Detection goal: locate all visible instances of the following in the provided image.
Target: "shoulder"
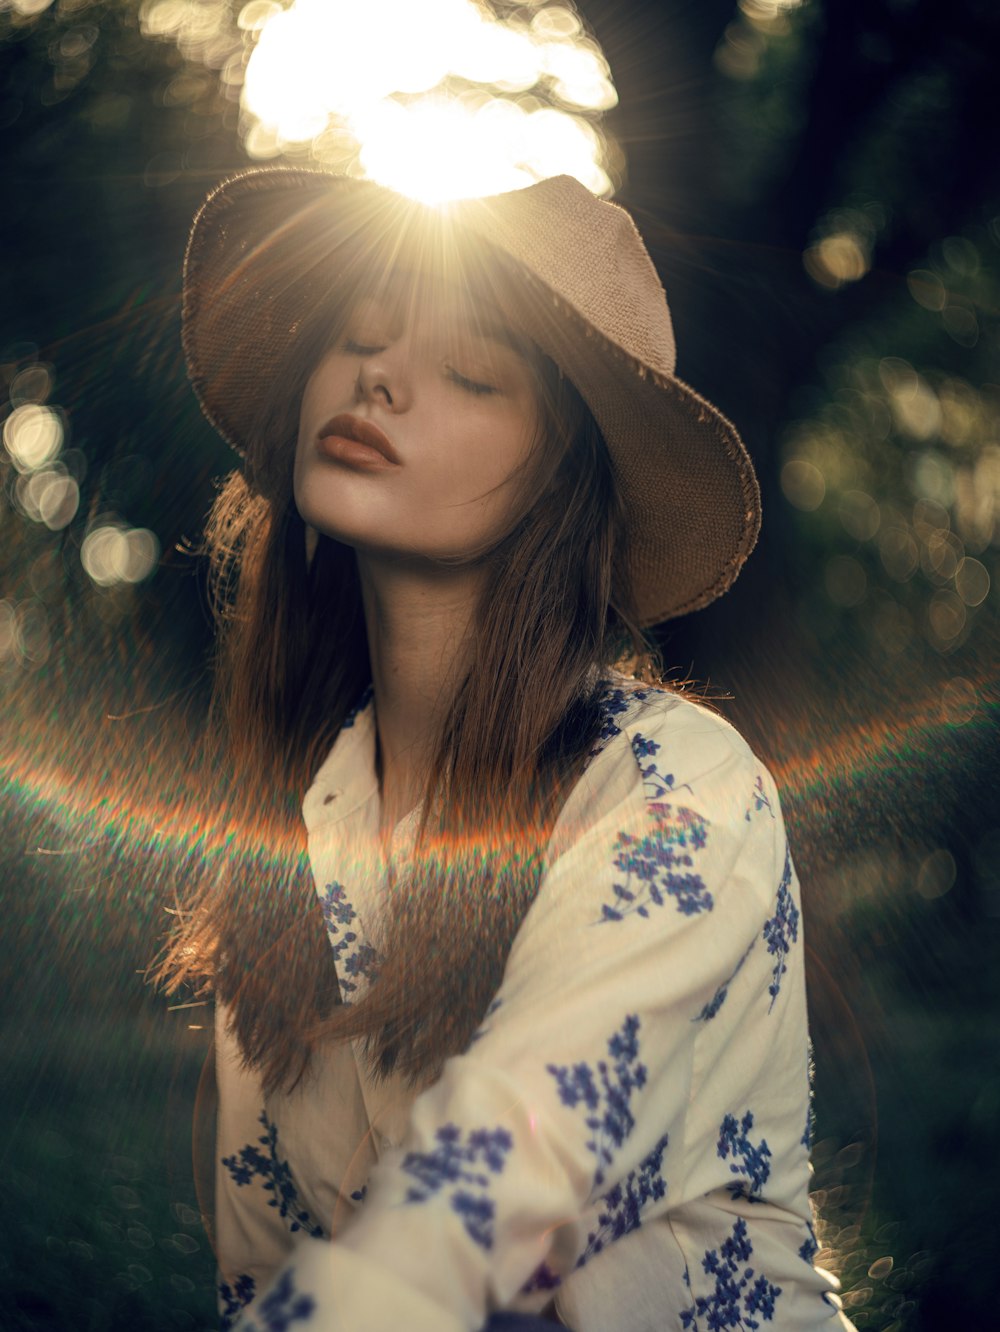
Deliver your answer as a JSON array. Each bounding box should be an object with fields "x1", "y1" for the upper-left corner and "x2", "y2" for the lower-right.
[
  {"x1": 576, "y1": 678, "x2": 768, "y2": 827},
  {"x1": 543, "y1": 678, "x2": 782, "y2": 909},
  {"x1": 608, "y1": 680, "x2": 755, "y2": 763},
  {"x1": 506, "y1": 681, "x2": 789, "y2": 997}
]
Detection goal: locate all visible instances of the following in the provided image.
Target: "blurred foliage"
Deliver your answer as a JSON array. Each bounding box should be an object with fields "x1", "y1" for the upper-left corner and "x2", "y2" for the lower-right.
[{"x1": 1, "y1": 2, "x2": 998, "y2": 1330}]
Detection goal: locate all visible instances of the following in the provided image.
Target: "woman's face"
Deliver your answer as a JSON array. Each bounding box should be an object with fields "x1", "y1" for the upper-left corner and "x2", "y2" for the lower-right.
[{"x1": 294, "y1": 279, "x2": 543, "y2": 564}]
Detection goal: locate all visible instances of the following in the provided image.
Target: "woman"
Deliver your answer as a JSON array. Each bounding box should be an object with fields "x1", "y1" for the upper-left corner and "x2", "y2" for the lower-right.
[{"x1": 163, "y1": 169, "x2": 853, "y2": 1332}]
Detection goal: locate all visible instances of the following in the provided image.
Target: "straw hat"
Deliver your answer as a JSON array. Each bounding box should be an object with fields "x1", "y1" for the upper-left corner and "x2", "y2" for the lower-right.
[{"x1": 182, "y1": 168, "x2": 760, "y2": 625}]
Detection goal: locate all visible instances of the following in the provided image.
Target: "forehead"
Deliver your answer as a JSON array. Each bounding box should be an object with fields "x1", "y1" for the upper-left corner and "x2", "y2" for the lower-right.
[{"x1": 349, "y1": 235, "x2": 528, "y2": 344}]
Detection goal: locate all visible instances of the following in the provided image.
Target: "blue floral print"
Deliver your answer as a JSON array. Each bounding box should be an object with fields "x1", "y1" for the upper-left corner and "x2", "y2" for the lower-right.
[
  {"x1": 342, "y1": 683, "x2": 374, "y2": 728},
  {"x1": 577, "y1": 1131, "x2": 670, "y2": 1267},
  {"x1": 598, "y1": 683, "x2": 650, "y2": 734},
  {"x1": 799, "y1": 1220, "x2": 819, "y2": 1264},
  {"x1": 745, "y1": 773, "x2": 775, "y2": 821},
  {"x1": 546, "y1": 1014, "x2": 647, "y2": 1189},
  {"x1": 221, "y1": 1112, "x2": 325, "y2": 1239},
  {"x1": 680, "y1": 1217, "x2": 783, "y2": 1331},
  {"x1": 401, "y1": 1123, "x2": 513, "y2": 1251},
  {"x1": 251, "y1": 1268, "x2": 315, "y2": 1330},
  {"x1": 694, "y1": 939, "x2": 756, "y2": 1022},
  {"x1": 596, "y1": 736, "x2": 712, "y2": 923},
  {"x1": 520, "y1": 1260, "x2": 563, "y2": 1294},
  {"x1": 520, "y1": 1130, "x2": 670, "y2": 1290},
  {"x1": 588, "y1": 681, "x2": 653, "y2": 756},
  {"x1": 220, "y1": 1273, "x2": 256, "y2": 1331},
  {"x1": 318, "y1": 881, "x2": 380, "y2": 998},
  {"x1": 631, "y1": 733, "x2": 662, "y2": 760},
  {"x1": 319, "y1": 880, "x2": 355, "y2": 935},
  {"x1": 763, "y1": 844, "x2": 799, "y2": 1011},
  {"x1": 717, "y1": 1110, "x2": 772, "y2": 1201}
]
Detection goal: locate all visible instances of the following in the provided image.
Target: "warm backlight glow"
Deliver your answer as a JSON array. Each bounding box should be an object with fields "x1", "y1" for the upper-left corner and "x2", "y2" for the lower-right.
[{"x1": 140, "y1": 0, "x2": 619, "y2": 202}]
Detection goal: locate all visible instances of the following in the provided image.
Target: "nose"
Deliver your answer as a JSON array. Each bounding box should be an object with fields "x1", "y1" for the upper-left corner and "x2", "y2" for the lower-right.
[{"x1": 354, "y1": 341, "x2": 413, "y2": 413}]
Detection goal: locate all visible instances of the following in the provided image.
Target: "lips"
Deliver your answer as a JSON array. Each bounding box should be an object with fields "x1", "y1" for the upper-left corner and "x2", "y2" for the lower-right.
[{"x1": 317, "y1": 414, "x2": 401, "y2": 466}]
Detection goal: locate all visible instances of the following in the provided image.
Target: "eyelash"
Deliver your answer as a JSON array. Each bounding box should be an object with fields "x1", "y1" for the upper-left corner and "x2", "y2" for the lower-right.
[
  {"x1": 341, "y1": 340, "x2": 497, "y2": 397},
  {"x1": 342, "y1": 338, "x2": 381, "y2": 357},
  {"x1": 445, "y1": 366, "x2": 497, "y2": 396}
]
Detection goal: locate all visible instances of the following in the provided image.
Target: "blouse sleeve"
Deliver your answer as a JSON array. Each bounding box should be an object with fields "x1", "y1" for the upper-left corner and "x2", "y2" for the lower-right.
[{"x1": 228, "y1": 700, "x2": 799, "y2": 1332}]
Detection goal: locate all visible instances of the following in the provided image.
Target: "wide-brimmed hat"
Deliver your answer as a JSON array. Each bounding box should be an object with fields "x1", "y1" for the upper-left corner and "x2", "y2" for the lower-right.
[{"x1": 182, "y1": 168, "x2": 760, "y2": 625}]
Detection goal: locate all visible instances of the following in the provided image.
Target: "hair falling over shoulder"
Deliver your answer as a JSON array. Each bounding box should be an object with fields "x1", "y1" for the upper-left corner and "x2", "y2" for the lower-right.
[{"x1": 155, "y1": 335, "x2": 658, "y2": 1095}]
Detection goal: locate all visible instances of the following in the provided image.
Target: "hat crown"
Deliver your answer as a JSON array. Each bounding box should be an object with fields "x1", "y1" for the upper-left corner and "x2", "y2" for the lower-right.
[{"x1": 452, "y1": 176, "x2": 677, "y2": 378}]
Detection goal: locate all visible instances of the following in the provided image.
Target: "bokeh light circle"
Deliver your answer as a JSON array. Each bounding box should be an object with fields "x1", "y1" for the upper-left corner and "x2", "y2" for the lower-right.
[
  {"x1": 3, "y1": 404, "x2": 64, "y2": 474},
  {"x1": 81, "y1": 524, "x2": 160, "y2": 587}
]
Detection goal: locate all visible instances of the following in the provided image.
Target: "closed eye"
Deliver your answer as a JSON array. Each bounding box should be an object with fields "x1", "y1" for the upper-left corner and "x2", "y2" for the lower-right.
[
  {"x1": 341, "y1": 338, "x2": 385, "y2": 356},
  {"x1": 445, "y1": 365, "x2": 498, "y2": 396}
]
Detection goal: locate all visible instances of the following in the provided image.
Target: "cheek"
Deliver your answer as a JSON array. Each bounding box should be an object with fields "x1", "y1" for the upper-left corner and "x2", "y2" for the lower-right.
[
  {"x1": 435, "y1": 407, "x2": 541, "y2": 535},
  {"x1": 428, "y1": 427, "x2": 529, "y2": 513},
  {"x1": 464, "y1": 394, "x2": 539, "y2": 471},
  {"x1": 480, "y1": 405, "x2": 541, "y2": 496},
  {"x1": 295, "y1": 359, "x2": 344, "y2": 475},
  {"x1": 299, "y1": 353, "x2": 354, "y2": 431}
]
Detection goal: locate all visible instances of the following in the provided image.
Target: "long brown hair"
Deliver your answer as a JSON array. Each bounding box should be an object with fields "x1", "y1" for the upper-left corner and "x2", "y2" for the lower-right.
[{"x1": 157, "y1": 256, "x2": 658, "y2": 1091}]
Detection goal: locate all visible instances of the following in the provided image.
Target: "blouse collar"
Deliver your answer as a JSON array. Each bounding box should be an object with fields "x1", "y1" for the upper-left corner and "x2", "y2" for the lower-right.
[{"x1": 301, "y1": 687, "x2": 380, "y2": 835}]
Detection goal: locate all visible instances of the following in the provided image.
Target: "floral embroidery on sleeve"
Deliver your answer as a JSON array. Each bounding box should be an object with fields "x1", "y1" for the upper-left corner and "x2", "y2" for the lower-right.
[
  {"x1": 799, "y1": 1219, "x2": 819, "y2": 1264},
  {"x1": 523, "y1": 1021, "x2": 666, "y2": 1289},
  {"x1": 716, "y1": 1110, "x2": 772, "y2": 1201},
  {"x1": 680, "y1": 1218, "x2": 783, "y2": 1331},
  {"x1": 400, "y1": 1124, "x2": 514, "y2": 1251},
  {"x1": 762, "y1": 844, "x2": 799, "y2": 1011},
  {"x1": 522, "y1": 1130, "x2": 670, "y2": 1293},
  {"x1": 520, "y1": 1260, "x2": 563, "y2": 1294},
  {"x1": 745, "y1": 774, "x2": 775, "y2": 821},
  {"x1": 693, "y1": 938, "x2": 756, "y2": 1022},
  {"x1": 242, "y1": 1268, "x2": 316, "y2": 1331},
  {"x1": 576, "y1": 1130, "x2": 670, "y2": 1268},
  {"x1": 589, "y1": 682, "x2": 652, "y2": 756},
  {"x1": 546, "y1": 1014, "x2": 647, "y2": 1189},
  {"x1": 318, "y1": 882, "x2": 380, "y2": 998},
  {"x1": 221, "y1": 1112, "x2": 325, "y2": 1239},
  {"x1": 596, "y1": 737, "x2": 711, "y2": 923},
  {"x1": 219, "y1": 1273, "x2": 256, "y2": 1331}
]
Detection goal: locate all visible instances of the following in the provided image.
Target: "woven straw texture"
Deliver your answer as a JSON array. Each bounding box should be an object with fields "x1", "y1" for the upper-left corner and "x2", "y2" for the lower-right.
[{"x1": 182, "y1": 168, "x2": 761, "y2": 625}]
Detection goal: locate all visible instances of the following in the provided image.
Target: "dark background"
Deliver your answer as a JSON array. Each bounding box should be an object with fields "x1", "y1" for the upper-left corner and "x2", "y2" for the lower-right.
[{"x1": 1, "y1": 1, "x2": 998, "y2": 1328}]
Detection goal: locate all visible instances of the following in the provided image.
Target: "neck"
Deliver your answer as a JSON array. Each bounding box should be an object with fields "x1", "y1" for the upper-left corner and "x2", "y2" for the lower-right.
[{"x1": 356, "y1": 552, "x2": 486, "y2": 834}]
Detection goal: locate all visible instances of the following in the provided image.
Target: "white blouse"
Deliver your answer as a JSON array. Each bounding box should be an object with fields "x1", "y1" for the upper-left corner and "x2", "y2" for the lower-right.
[{"x1": 213, "y1": 681, "x2": 855, "y2": 1332}]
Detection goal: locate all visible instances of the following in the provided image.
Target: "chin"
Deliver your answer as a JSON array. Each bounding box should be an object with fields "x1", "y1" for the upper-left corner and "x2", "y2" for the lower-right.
[{"x1": 293, "y1": 478, "x2": 374, "y2": 547}]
